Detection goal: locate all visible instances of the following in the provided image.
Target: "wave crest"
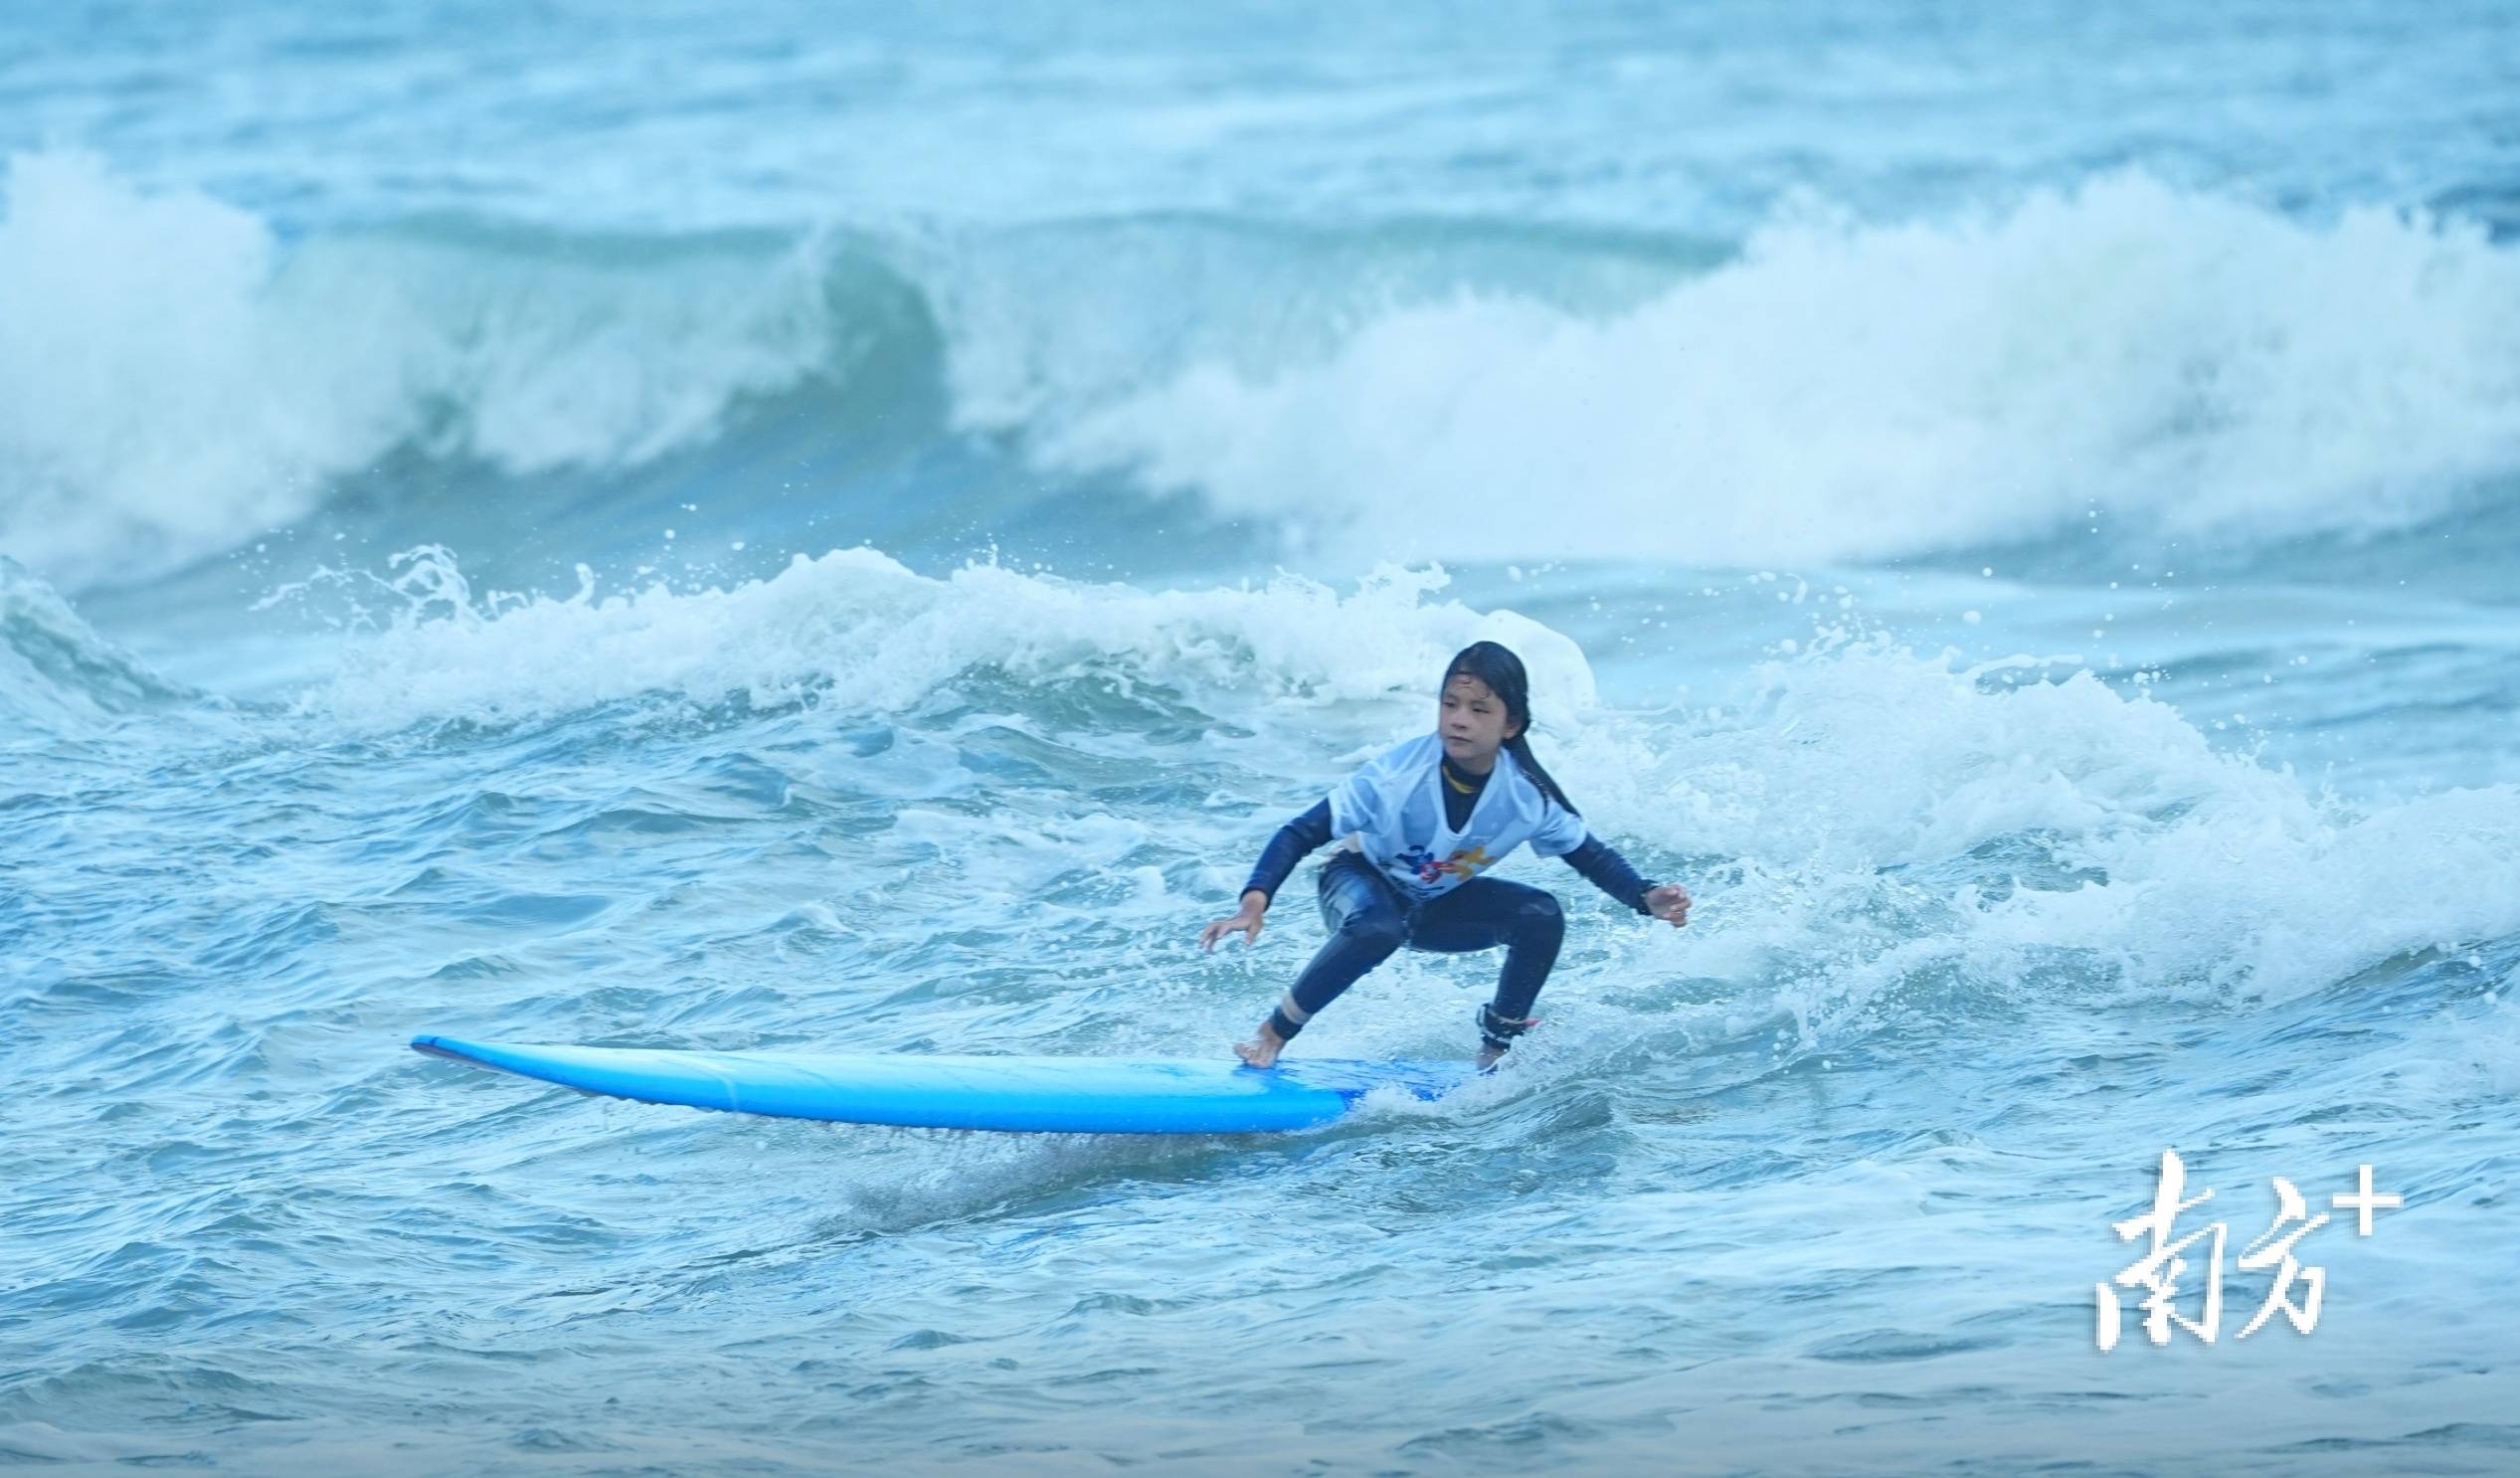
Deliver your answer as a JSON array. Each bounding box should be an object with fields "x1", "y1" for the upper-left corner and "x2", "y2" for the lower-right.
[
  {"x1": 1038, "y1": 173, "x2": 2520, "y2": 566},
  {"x1": 291, "y1": 545, "x2": 1592, "y2": 735},
  {"x1": 0, "y1": 152, "x2": 928, "y2": 592},
  {"x1": 0, "y1": 556, "x2": 190, "y2": 737}
]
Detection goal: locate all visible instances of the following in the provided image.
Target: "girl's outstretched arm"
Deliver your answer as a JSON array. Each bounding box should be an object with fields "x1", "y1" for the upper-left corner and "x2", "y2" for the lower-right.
[
  {"x1": 1239, "y1": 799, "x2": 1333, "y2": 905},
  {"x1": 1557, "y1": 834, "x2": 1692, "y2": 926},
  {"x1": 1198, "y1": 799, "x2": 1335, "y2": 952}
]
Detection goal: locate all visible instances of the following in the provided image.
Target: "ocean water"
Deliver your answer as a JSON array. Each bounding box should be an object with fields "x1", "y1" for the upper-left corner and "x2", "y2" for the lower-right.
[{"x1": 5, "y1": 2, "x2": 2520, "y2": 1473}]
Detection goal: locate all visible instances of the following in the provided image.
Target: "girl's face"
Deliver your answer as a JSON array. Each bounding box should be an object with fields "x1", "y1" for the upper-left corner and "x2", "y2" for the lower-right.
[{"x1": 1439, "y1": 673, "x2": 1521, "y2": 766}]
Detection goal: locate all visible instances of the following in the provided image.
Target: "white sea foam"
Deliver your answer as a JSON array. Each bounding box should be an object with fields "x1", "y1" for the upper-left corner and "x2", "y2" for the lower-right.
[
  {"x1": 12, "y1": 157, "x2": 2515, "y2": 596},
  {"x1": 292, "y1": 544, "x2": 1591, "y2": 735},
  {"x1": 1037, "y1": 173, "x2": 2520, "y2": 566},
  {"x1": 0, "y1": 151, "x2": 838, "y2": 591},
  {"x1": 1533, "y1": 639, "x2": 2520, "y2": 1031}
]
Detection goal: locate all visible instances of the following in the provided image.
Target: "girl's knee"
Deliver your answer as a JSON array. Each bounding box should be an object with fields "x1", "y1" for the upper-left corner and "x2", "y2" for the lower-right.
[{"x1": 1517, "y1": 890, "x2": 1563, "y2": 937}]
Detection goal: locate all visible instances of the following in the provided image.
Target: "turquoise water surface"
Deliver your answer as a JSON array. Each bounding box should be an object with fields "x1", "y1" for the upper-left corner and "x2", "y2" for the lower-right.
[{"x1": 5, "y1": 3, "x2": 2519, "y2": 1473}]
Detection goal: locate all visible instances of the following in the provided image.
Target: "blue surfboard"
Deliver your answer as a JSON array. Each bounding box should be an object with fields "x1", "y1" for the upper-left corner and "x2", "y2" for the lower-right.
[{"x1": 410, "y1": 1035, "x2": 1475, "y2": 1134}]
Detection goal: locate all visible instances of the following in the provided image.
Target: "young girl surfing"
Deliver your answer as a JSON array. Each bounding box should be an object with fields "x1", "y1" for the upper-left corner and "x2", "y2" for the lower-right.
[{"x1": 1199, "y1": 641, "x2": 1692, "y2": 1069}]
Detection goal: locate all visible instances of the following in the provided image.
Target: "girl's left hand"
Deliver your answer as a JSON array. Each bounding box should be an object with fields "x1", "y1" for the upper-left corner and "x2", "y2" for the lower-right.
[{"x1": 1645, "y1": 883, "x2": 1692, "y2": 928}]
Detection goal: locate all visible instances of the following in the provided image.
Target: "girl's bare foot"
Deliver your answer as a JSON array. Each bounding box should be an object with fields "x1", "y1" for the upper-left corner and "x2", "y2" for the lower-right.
[{"x1": 1234, "y1": 1019, "x2": 1287, "y2": 1067}]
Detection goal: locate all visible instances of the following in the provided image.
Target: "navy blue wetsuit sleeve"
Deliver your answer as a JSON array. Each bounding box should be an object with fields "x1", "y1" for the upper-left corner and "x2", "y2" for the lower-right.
[
  {"x1": 1559, "y1": 833, "x2": 1656, "y2": 914},
  {"x1": 1240, "y1": 799, "x2": 1335, "y2": 904}
]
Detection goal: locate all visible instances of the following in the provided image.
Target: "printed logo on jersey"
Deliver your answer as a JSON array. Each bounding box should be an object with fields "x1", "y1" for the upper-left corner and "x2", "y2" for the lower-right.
[{"x1": 1394, "y1": 843, "x2": 1496, "y2": 886}]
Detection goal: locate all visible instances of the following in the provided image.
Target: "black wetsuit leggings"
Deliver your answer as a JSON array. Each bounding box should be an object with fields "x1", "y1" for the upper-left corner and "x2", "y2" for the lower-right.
[{"x1": 1282, "y1": 850, "x2": 1565, "y2": 1027}]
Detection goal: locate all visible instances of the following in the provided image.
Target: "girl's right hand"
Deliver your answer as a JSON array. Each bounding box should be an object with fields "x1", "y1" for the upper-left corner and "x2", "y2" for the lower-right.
[{"x1": 1199, "y1": 892, "x2": 1270, "y2": 952}]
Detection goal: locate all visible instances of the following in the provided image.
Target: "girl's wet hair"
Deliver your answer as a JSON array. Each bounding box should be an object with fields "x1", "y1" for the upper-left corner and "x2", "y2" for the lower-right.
[{"x1": 1441, "y1": 641, "x2": 1580, "y2": 817}]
